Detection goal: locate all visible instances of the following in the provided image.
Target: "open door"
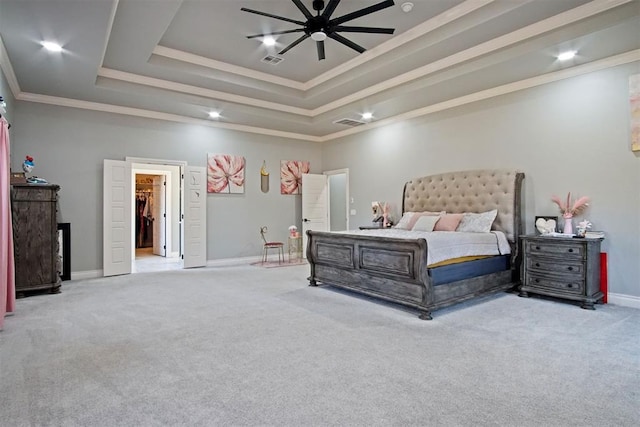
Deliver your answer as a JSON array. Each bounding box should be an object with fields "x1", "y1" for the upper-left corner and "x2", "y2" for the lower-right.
[
  {"x1": 152, "y1": 175, "x2": 166, "y2": 257},
  {"x1": 301, "y1": 173, "x2": 329, "y2": 257},
  {"x1": 103, "y1": 159, "x2": 132, "y2": 276},
  {"x1": 183, "y1": 165, "x2": 207, "y2": 268}
]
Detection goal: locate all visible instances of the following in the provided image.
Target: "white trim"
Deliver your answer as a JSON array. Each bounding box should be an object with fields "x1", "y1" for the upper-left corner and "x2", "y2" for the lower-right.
[
  {"x1": 97, "y1": 68, "x2": 312, "y2": 117},
  {"x1": 318, "y1": 49, "x2": 640, "y2": 141},
  {"x1": 71, "y1": 270, "x2": 103, "y2": 281},
  {"x1": 97, "y1": 0, "x2": 119, "y2": 75},
  {"x1": 169, "y1": 251, "x2": 179, "y2": 258},
  {"x1": 11, "y1": 50, "x2": 639, "y2": 143},
  {"x1": 607, "y1": 293, "x2": 640, "y2": 309},
  {"x1": 206, "y1": 256, "x2": 263, "y2": 267},
  {"x1": 0, "y1": 35, "x2": 22, "y2": 97}
]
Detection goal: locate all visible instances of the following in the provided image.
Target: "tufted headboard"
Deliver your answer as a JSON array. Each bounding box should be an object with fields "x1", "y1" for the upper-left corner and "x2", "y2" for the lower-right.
[{"x1": 402, "y1": 169, "x2": 524, "y2": 242}]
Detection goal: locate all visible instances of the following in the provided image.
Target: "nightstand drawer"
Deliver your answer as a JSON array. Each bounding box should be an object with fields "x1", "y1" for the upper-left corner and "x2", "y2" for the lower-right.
[
  {"x1": 526, "y1": 273, "x2": 584, "y2": 295},
  {"x1": 526, "y1": 258, "x2": 585, "y2": 277},
  {"x1": 524, "y1": 240, "x2": 584, "y2": 258}
]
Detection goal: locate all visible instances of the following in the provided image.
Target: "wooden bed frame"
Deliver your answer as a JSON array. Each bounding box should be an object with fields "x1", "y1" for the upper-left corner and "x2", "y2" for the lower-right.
[{"x1": 306, "y1": 169, "x2": 525, "y2": 320}]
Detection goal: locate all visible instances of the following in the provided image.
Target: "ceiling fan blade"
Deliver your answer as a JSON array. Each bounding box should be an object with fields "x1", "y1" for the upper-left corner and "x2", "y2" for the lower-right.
[
  {"x1": 246, "y1": 29, "x2": 305, "y2": 39},
  {"x1": 332, "y1": 25, "x2": 394, "y2": 34},
  {"x1": 329, "y1": 0, "x2": 395, "y2": 26},
  {"x1": 321, "y1": 0, "x2": 341, "y2": 19},
  {"x1": 291, "y1": 0, "x2": 314, "y2": 20},
  {"x1": 240, "y1": 7, "x2": 305, "y2": 26},
  {"x1": 278, "y1": 34, "x2": 310, "y2": 55},
  {"x1": 316, "y1": 40, "x2": 326, "y2": 60},
  {"x1": 328, "y1": 33, "x2": 365, "y2": 53}
]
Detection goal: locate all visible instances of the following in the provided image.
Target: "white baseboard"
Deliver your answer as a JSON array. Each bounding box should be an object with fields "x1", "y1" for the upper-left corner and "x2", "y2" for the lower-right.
[
  {"x1": 607, "y1": 293, "x2": 640, "y2": 309},
  {"x1": 206, "y1": 256, "x2": 262, "y2": 267},
  {"x1": 70, "y1": 270, "x2": 103, "y2": 281}
]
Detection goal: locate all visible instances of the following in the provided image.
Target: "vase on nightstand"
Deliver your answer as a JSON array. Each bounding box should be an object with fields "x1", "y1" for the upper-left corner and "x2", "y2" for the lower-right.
[{"x1": 563, "y1": 216, "x2": 573, "y2": 235}]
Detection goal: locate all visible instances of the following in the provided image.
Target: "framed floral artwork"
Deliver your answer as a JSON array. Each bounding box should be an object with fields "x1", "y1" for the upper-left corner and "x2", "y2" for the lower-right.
[
  {"x1": 207, "y1": 154, "x2": 246, "y2": 193},
  {"x1": 280, "y1": 160, "x2": 310, "y2": 195}
]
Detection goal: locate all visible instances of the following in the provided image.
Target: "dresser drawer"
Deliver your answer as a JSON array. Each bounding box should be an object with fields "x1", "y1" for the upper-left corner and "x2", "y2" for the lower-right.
[
  {"x1": 526, "y1": 273, "x2": 584, "y2": 295},
  {"x1": 526, "y1": 257, "x2": 585, "y2": 277},
  {"x1": 524, "y1": 240, "x2": 584, "y2": 259}
]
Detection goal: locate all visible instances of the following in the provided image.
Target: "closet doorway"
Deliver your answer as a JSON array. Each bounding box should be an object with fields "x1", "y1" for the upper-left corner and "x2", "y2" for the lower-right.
[{"x1": 132, "y1": 164, "x2": 180, "y2": 273}]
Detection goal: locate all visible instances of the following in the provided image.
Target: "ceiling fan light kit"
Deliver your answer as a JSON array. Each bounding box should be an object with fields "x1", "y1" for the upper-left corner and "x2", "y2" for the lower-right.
[{"x1": 242, "y1": 0, "x2": 396, "y2": 61}]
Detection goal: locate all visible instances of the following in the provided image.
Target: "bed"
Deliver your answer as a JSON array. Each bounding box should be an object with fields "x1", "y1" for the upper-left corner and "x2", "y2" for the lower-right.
[{"x1": 306, "y1": 169, "x2": 525, "y2": 320}]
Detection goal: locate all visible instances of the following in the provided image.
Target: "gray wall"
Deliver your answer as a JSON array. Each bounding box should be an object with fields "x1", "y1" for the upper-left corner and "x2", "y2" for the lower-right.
[
  {"x1": 322, "y1": 63, "x2": 640, "y2": 297},
  {"x1": 10, "y1": 103, "x2": 322, "y2": 272}
]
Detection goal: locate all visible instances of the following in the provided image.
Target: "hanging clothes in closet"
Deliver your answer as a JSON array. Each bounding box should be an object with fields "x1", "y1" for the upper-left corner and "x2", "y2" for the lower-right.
[{"x1": 135, "y1": 191, "x2": 154, "y2": 248}]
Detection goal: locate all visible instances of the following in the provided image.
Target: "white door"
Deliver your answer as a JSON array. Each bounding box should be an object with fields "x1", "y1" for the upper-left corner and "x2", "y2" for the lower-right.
[
  {"x1": 103, "y1": 159, "x2": 132, "y2": 276},
  {"x1": 152, "y1": 175, "x2": 166, "y2": 256},
  {"x1": 183, "y1": 166, "x2": 207, "y2": 268},
  {"x1": 301, "y1": 173, "x2": 329, "y2": 258}
]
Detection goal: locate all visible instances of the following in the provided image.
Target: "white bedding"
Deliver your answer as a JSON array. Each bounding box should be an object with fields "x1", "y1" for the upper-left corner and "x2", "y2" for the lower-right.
[{"x1": 336, "y1": 229, "x2": 511, "y2": 266}]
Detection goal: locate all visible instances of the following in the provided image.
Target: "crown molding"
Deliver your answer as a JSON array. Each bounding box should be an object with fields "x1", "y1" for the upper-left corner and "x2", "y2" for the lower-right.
[
  {"x1": 318, "y1": 49, "x2": 640, "y2": 141},
  {"x1": 97, "y1": 67, "x2": 313, "y2": 116},
  {"x1": 0, "y1": 35, "x2": 22, "y2": 97},
  {"x1": 106, "y1": 0, "x2": 633, "y2": 119},
  {"x1": 16, "y1": 92, "x2": 322, "y2": 142}
]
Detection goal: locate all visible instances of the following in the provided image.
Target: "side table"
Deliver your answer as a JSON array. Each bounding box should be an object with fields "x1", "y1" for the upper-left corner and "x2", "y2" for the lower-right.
[{"x1": 288, "y1": 235, "x2": 302, "y2": 261}]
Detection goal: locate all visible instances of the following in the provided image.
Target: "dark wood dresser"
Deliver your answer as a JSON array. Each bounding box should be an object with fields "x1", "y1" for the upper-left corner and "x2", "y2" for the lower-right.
[
  {"x1": 519, "y1": 235, "x2": 603, "y2": 309},
  {"x1": 11, "y1": 183, "x2": 61, "y2": 296}
]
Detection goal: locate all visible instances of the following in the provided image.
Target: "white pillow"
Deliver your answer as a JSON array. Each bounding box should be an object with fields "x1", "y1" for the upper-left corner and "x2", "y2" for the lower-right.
[
  {"x1": 456, "y1": 209, "x2": 498, "y2": 233},
  {"x1": 411, "y1": 215, "x2": 441, "y2": 232},
  {"x1": 394, "y1": 212, "x2": 417, "y2": 230}
]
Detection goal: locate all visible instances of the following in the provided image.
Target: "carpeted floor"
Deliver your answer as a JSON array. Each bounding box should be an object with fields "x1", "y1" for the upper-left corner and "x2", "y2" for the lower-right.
[{"x1": 1, "y1": 263, "x2": 638, "y2": 426}]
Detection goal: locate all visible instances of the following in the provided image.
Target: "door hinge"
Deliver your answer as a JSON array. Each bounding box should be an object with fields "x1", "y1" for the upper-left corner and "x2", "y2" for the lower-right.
[
  {"x1": 181, "y1": 254, "x2": 184, "y2": 259},
  {"x1": 163, "y1": 245, "x2": 166, "y2": 250},
  {"x1": 163, "y1": 213, "x2": 166, "y2": 218}
]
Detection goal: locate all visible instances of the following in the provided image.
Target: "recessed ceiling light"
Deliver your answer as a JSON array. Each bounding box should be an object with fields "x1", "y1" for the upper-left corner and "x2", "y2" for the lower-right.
[
  {"x1": 208, "y1": 111, "x2": 220, "y2": 119},
  {"x1": 41, "y1": 41, "x2": 62, "y2": 52},
  {"x1": 361, "y1": 112, "x2": 373, "y2": 120},
  {"x1": 262, "y1": 37, "x2": 276, "y2": 47},
  {"x1": 557, "y1": 50, "x2": 577, "y2": 61}
]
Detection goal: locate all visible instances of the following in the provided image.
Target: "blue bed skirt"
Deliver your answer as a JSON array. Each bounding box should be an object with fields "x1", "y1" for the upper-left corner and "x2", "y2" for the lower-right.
[{"x1": 429, "y1": 255, "x2": 510, "y2": 286}]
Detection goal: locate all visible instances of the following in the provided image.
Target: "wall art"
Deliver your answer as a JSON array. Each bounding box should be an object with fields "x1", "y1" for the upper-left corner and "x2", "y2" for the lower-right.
[
  {"x1": 207, "y1": 153, "x2": 245, "y2": 194},
  {"x1": 280, "y1": 160, "x2": 309, "y2": 195}
]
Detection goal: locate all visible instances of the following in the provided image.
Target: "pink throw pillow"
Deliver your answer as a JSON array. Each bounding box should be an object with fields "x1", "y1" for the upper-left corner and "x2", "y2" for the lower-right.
[{"x1": 434, "y1": 213, "x2": 464, "y2": 231}]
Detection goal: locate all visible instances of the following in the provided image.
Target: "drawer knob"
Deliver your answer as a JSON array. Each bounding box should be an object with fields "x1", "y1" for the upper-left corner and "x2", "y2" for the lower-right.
[
  {"x1": 567, "y1": 283, "x2": 573, "y2": 288},
  {"x1": 567, "y1": 266, "x2": 573, "y2": 271},
  {"x1": 568, "y1": 248, "x2": 574, "y2": 253},
  {"x1": 535, "y1": 279, "x2": 540, "y2": 283},
  {"x1": 535, "y1": 246, "x2": 540, "y2": 250},
  {"x1": 535, "y1": 263, "x2": 540, "y2": 267}
]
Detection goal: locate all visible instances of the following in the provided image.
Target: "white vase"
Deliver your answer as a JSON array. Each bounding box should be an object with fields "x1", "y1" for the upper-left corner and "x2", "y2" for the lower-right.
[{"x1": 563, "y1": 217, "x2": 573, "y2": 235}]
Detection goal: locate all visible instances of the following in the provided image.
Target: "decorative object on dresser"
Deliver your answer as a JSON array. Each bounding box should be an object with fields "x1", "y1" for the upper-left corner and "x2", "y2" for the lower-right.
[
  {"x1": 11, "y1": 183, "x2": 62, "y2": 296},
  {"x1": 519, "y1": 235, "x2": 603, "y2": 309},
  {"x1": 535, "y1": 216, "x2": 557, "y2": 235},
  {"x1": 551, "y1": 192, "x2": 589, "y2": 235}
]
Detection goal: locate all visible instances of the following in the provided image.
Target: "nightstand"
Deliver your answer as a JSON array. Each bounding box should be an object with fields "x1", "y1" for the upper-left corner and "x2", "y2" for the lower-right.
[{"x1": 519, "y1": 235, "x2": 604, "y2": 309}]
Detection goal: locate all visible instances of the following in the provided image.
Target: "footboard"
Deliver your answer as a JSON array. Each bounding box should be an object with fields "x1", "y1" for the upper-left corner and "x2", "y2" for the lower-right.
[{"x1": 306, "y1": 230, "x2": 434, "y2": 319}]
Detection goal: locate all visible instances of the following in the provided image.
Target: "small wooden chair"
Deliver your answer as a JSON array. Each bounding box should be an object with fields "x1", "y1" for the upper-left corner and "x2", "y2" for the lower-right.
[{"x1": 260, "y1": 226, "x2": 284, "y2": 263}]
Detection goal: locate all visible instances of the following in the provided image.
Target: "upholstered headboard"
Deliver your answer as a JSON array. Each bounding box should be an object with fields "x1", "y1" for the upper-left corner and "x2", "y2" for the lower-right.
[{"x1": 402, "y1": 169, "x2": 524, "y2": 242}]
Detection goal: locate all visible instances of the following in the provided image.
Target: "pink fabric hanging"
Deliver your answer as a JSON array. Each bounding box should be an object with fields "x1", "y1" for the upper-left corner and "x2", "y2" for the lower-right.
[{"x1": 0, "y1": 117, "x2": 16, "y2": 330}]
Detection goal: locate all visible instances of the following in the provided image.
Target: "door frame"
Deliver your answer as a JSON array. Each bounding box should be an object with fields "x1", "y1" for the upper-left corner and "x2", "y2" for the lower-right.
[
  {"x1": 127, "y1": 157, "x2": 187, "y2": 263},
  {"x1": 323, "y1": 168, "x2": 350, "y2": 231}
]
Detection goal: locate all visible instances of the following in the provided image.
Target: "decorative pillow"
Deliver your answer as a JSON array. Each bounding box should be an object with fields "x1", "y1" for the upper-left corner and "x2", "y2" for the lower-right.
[
  {"x1": 405, "y1": 211, "x2": 445, "y2": 230},
  {"x1": 411, "y1": 215, "x2": 441, "y2": 232},
  {"x1": 456, "y1": 209, "x2": 498, "y2": 233},
  {"x1": 394, "y1": 212, "x2": 417, "y2": 230},
  {"x1": 394, "y1": 211, "x2": 444, "y2": 230},
  {"x1": 433, "y1": 213, "x2": 464, "y2": 231}
]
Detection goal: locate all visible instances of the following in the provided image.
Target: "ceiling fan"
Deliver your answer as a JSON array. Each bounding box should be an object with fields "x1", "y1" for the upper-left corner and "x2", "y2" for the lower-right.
[{"x1": 241, "y1": 0, "x2": 396, "y2": 61}]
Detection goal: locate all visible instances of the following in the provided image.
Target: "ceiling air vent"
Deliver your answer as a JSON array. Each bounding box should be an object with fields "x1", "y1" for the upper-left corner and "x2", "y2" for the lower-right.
[
  {"x1": 333, "y1": 118, "x2": 366, "y2": 127},
  {"x1": 262, "y1": 55, "x2": 284, "y2": 65}
]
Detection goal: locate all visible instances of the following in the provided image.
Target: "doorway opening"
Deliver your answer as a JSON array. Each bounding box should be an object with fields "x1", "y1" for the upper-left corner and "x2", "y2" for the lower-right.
[{"x1": 131, "y1": 162, "x2": 182, "y2": 273}]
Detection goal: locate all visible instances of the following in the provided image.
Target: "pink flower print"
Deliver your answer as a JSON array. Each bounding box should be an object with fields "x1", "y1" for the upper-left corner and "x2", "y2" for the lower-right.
[
  {"x1": 207, "y1": 154, "x2": 245, "y2": 193},
  {"x1": 280, "y1": 160, "x2": 309, "y2": 194}
]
